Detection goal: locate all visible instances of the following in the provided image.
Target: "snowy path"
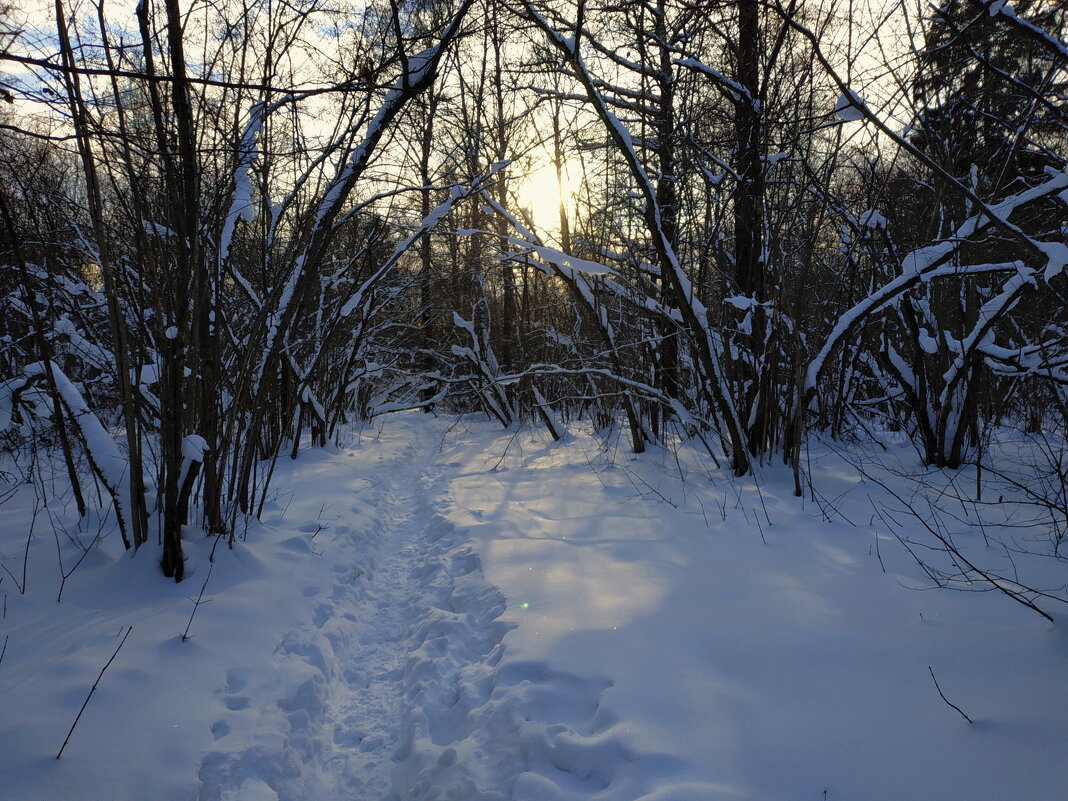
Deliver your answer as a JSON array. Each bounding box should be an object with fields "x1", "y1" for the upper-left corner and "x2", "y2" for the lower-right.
[
  {"x1": 196, "y1": 421, "x2": 517, "y2": 801},
  {"x1": 4, "y1": 414, "x2": 1067, "y2": 801}
]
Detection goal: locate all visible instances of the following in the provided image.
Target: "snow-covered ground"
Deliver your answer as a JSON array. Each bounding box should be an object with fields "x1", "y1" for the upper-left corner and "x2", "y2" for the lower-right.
[{"x1": 1, "y1": 413, "x2": 1066, "y2": 800}]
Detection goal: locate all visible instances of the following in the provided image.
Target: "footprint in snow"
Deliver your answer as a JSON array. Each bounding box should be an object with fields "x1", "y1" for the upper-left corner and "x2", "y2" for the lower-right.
[{"x1": 223, "y1": 695, "x2": 250, "y2": 711}]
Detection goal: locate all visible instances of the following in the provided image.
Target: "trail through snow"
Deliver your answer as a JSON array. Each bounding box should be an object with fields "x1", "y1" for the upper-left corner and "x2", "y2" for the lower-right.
[{"x1": 196, "y1": 419, "x2": 520, "y2": 801}]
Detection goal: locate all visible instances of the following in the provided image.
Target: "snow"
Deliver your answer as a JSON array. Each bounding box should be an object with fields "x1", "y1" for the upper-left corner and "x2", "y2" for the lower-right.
[
  {"x1": 834, "y1": 91, "x2": 867, "y2": 122},
  {"x1": 805, "y1": 169, "x2": 1063, "y2": 394},
  {"x1": 918, "y1": 328, "x2": 939, "y2": 354},
  {"x1": 859, "y1": 208, "x2": 887, "y2": 229},
  {"x1": 401, "y1": 47, "x2": 438, "y2": 87},
  {"x1": 218, "y1": 103, "x2": 264, "y2": 265},
  {"x1": 179, "y1": 435, "x2": 210, "y2": 490},
  {"x1": 143, "y1": 219, "x2": 178, "y2": 239},
  {"x1": 674, "y1": 57, "x2": 751, "y2": 104},
  {"x1": 1037, "y1": 239, "x2": 1068, "y2": 282},
  {"x1": 182, "y1": 434, "x2": 210, "y2": 463},
  {"x1": 723, "y1": 295, "x2": 764, "y2": 311},
  {"x1": 2, "y1": 414, "x2": 1067, "y2": 800},
  {"x1": 0, "y1": 377, "x2": 22, "y2": 430},
  {"x1": 51, "y1": 315, "x2": 114, "y2": 372},
  {"x1": 140, "y1": 362, "x2": 160, "y2": 387},
  {"x1": 23, "y1": 361, "x2": 129, "y2": 494},
  {"x1": 457, "y1": 231, "x2": 617, "y2": 278}
]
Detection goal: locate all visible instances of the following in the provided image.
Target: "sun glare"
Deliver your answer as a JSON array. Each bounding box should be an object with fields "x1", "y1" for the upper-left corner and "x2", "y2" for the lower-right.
[{"x1": 514, "y1": 158, "x2": 577, "y2": 239}]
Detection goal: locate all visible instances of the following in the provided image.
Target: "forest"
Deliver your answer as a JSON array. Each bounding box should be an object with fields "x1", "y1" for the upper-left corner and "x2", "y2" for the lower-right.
[{"x1": 0, "y1": 0, "x2": 1066, "y2": 798}]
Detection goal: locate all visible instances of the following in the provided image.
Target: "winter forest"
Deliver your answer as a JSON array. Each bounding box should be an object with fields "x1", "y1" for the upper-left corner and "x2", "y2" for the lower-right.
[{"x1": 0, "y1": 0, "x2": 1066, "y2": 798}]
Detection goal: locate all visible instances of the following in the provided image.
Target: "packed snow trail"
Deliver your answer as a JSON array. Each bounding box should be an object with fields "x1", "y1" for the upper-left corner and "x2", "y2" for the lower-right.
[
  {"x1": 194, "y1": 416, "x2": 663, "y2": 801},
  {"x1": 196, "y1": 419, "x2": 523, "y2": 800}
]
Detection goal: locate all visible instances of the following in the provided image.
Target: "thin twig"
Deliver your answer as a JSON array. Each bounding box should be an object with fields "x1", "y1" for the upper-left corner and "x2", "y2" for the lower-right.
[
  {"x1": 856, "y1": 463, "x2": 1059, "y2": 623},
  {"x1": 57, "y1": 626, "x2": 133, "y2": 758},
  {"x1": 180, "y1": 564, "x2": 214, "y2": 642},
  {"x1": 928, "y1": 665, "x2": 973, "y2": 724}
]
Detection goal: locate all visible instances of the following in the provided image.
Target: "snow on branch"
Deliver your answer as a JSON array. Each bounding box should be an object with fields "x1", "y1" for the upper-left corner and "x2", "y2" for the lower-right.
[
  {"x1": 335, "y1": 164, "x2": 507, "y2": 326},
  {"x1": 218, "y1": 102, "x2": 263, "y2": 267},
  {"x1": 247, "y1": 0, "x2": 476, "y2": 396},
  {"x1": 806, "y1": 169, "x2": 1068, "y2": 397},
  {"x1": 455, "y1": 230, "x2": 616, "y2": 278},
  {"x1": 936, "y1": 267, "x2": 1038, "y2": 415},
  {"x1": 975, "y1": 0, "x2": 1068, "y2": 61},
  {"x1": 767, "y1": 0, "x2": 1064, "y2": 266},
  {"x1": 833, "y1": 90, "x2": 868, "y2": 122},
  {"x1": 24, "y1": 361, "x2": 133, "y2": 538},
  {"x1": 674, "y1": 57, "x2": 753, "y2": 105},
  {"x1": 310, "y1": 0, "x2": 476, "y2": 234}
]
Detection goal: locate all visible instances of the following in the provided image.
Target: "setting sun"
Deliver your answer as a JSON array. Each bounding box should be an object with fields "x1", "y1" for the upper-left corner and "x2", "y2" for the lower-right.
[{"x1": 513, "y1": 156, "x2": 577, "y2": 237}]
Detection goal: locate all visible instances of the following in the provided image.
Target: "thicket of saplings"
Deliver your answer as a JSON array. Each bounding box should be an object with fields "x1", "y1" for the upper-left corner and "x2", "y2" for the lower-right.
[{"x1": 0, "y1": 0, "x2": 1063, "y2": 624}]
